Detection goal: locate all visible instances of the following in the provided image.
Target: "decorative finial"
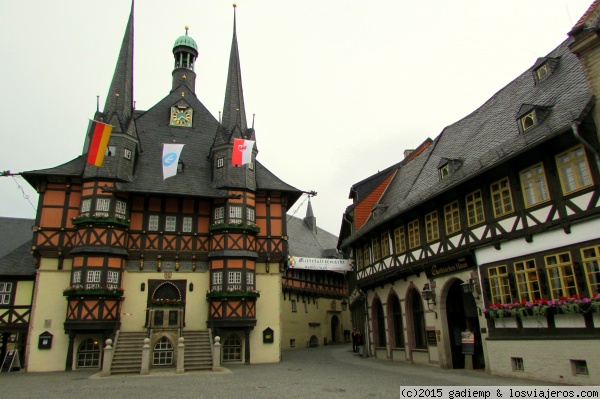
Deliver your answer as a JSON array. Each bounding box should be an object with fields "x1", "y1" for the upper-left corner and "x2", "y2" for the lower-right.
[
  {"x1": 233, "y1": 3, "x2": 237, "y2": 8},
  {"x1": 185, "y1": 26, "x2": 189, "y2": 35}
]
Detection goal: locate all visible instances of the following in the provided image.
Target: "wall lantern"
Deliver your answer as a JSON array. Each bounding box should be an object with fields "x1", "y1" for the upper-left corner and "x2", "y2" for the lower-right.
[
  {"x1": 189, "y1": 282, "x2": 194, "y2": 292},
  {"x1": 421, "y1": 283, "x2": 438, "y2": 319},
  {"x1": 341, "y1": 298, "x2": 348, "y2": 311},
  {"x1": 140, "y1": 282, "x2": 146, "y2": 292},
  {"x1": 461, "y1": 276, "x2": 481, "y2": 299}
]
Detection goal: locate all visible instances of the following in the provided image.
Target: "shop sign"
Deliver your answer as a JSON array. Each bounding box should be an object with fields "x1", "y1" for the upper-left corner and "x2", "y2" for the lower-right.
[{"x1": 425, "y1": 255, "x2": 476, "y2": 279}]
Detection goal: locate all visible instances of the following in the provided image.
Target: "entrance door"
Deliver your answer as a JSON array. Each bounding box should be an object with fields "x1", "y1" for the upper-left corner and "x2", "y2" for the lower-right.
[
  {"x1": 446, "y1": 280, "x2": 484, "y2": 369},
  {"x1": 330, "y1": 315, "x2": 339, "y2": 343}
]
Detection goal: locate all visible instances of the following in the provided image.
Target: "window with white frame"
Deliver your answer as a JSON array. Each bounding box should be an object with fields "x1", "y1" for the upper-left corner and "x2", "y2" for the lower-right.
[
  {"x1": 425, "y1": 211, "x2": 439, "y2": 242},
  {"x1": 72, "y1": 271, "x2": 82, "y2": 285},
  {"x1": 96, "y1": 198, "x2": 110, "y2": 212},
  {"x1": 228, "y1": 271, "x2": 242, "y2": 290},
  {"x1": 107, "y1": 271, "x2": 119, "y2": 290},
  {"x1": 520, "y1": 163, "x2": 550, "y2": 208},
  {"x1": 86, "y1": 270, "x2": 101, "y2": 289},
  {"x1": 229, "y1": 206, "x2": 242, "y2": 224},
  {"x1": 246, "y1": 208, "x2": 255, "y2": 225},
  {"x1": 115, "y1": 200, "x2": 127, "y2": 218},
  {"x1": 246, "y1": 272, "x2": 254, "y2": 288},
  {"x1": 556, "y1": 145, "x2": 593, "y2": 195},
  {"x1": 214, "y1": 207, "x2": 224, "y2": 224},
  {"x1": 0, "y1": 282, "x2": 13, "y2": 305},
  {"x1": 106, "y1": 145, "x2": 116, "y2": 157},
  {"x1": 149, "y1": 215, "x2": 159, "y2": 231},
  {"x1": 81, "y1": 199, "x2": 92, "y2": 213},
  {"x1": 124, "y1": 148, "x2": 132, "y2": 160},
  {"x1": 182, "y1": 216, "x2": 193, "y2": 233},
  {"x1": 217, "y1": 158, "x2": 224, "y2": 168},
  {"x1": 212, "y1": 271, "x2": 222, "y2": 291},
  {"x1": 165, "y1": 216, "x2": 177, "y2": 232}
]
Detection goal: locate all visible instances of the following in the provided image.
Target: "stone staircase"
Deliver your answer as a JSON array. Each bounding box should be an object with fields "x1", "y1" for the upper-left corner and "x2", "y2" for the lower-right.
[
  {"x1": 183, "y1": 330, "x2": 213, "y2": 371},
  {"x1": 110, "y1": 331, "x2": 146, "y2": 374}
]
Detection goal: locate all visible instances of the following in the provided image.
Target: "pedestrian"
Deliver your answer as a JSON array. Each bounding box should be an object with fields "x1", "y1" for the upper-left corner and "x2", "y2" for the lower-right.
[
  {"x1": 356, "y1": 330, "x2": 363, "y2": 356},
  {"x1": 352, "y1": 328, "x2": 358, "y2": 352}
]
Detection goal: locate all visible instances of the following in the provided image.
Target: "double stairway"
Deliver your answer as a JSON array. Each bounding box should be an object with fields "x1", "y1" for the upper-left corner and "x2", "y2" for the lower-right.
[{"x1": 108, "y1": 330, "x2": 213, "y2": 375}]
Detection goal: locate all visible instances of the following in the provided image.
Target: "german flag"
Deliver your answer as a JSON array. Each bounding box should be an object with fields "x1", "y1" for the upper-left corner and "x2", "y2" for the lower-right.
[{"x1": 86, "y1": 121, "x2": 113, "y2": 167}]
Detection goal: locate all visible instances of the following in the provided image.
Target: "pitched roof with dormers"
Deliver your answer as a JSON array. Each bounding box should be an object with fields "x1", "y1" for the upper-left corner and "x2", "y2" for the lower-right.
[{"x1": 342, "y1": 37, "x2": 592, "y2": 247}]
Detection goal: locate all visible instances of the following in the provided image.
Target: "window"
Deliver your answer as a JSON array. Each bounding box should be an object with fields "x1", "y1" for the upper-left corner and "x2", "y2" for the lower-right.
[
  {"x1": 246, "y1": 272, "x2": 254, "y2": 288},
  {"x1": 425, "y1": 211, "x2": 439, "y2": 242},
  {"x1": 228, "y1": 271, "x2": 242, "y2": 290},
  {"x1": 246, "y1": 208, "x2": 255, "y2": 225},
  {"x1": 217, "y1": 158, "x2": 224, "y2": 168},
  {"x1": 362, "y1": 244, "x2": 370, "y2": 266},
  {"x1": 487, "y1": 265, "x2": 512, "y2": 304},
  {"x1": 212, "y1": 272, "x2": 222, "y2": 291},
  {"x1": 520, "y1": 163, "x2": 550, "y2": 207},
  {"x1": 290, "y1": 339, "x2": 296, "y2": 348},
  {"x1": 390, "y1": 296, "x2": 404, "y2": 348},
  {"x1": 229, "y1": 206, "x2": 242, "y2": 224},
  {"x1": 521, "y1": 112, "x2": 537, "y2": 131},
  {"x1": 490, "y1": 177, "x2": 514, "y2": 218},
  {"x1": 214, "y1": 207, "x2": 224, "y2": 224},
  {"x1": 536, "y1": 64, "x2": 548, "y2": 81},
  {"x1": 107, "y1": 271, "x2": 119, "y2": 290},
  {"x1": 153, "y1": 337, "x2": 174, "y2": 366},
  {"x1": 373, "y1": 299, "x2": 386, "y2": 347},
  {"x1": 77, "y1": 338, "x2": 100, "y2": 368},
  {"x1": 444, "y1": 201, "x2": 461, "y2": 235},
  {"x1": 545, "y1": 252, "x2": 578, "y2": 299},
  {"x1": 514, "y1": 259, "x2": 542, "y2": 302},
  {"x1": 439, "y1": 164, "x2": 450, "y2": 180},
  {"x1": 408, "y1": 219, "x2": 420, "y2": 249},
  {"x1": 165, "y1": 216, "x2": 176, "y2": 232},
  {"x1": 81, "y1": 199, "x2": 92, "y2": 213},
  {"x1": 372, "y1": 237, "x2": 381, "y2": 261},
  {"x1": 571, "y1": 360, "x2": 589, "y2": 376},
  {"x1": 72, "y1": 271, "x2": 82, "y2": 284},
  {"x1": 356, "y1": 248, "x2": 363, "y2": 270},
  {"x1": 394, "y1": 227, "x2": 406, "y2": 254},
  {"x1": 96, "y1": 198, "x2": 110, "y2": 212},
  {"x1": 556, "y1": 145, "x2": 593, "y2": 195},
  {"x1": 182, "y1": 216, "x2": 192, "y2": 233},
  {"x1": 465, "y1": 190, "x2": 485, "y2": 226},
  {"x1": 105, "y1": 145, "x2": 116, "y2": 157},
  {"x1": 148, "y1": 215, "x2": 159, "y2": 231},
  {"x1": 581, "y1": 245, "x2": 600, "y2": 296},
  {"x1": 86, "y1": 270, "x2": 101, "y2": 289},
  {"x1": 115, "y1": 200, "x2": 127, "y2": 218},
  {"x1": 124, "y1": 148, "x2": 132, "y2": 160},
  {"x1": 291, "y1": 300, "x2": 297, "y2": 312},
  {"x1": 223, "y1": 334, "x2": 242, "y2": 362},
  {"x1": 177, "y1": 161, "x2": 184, "y2": 173},
  {"x1": 0, "y1": 282, "x2": 13, "y2": 305},
  {"x1": 380, "y1": 231, "x2": 390, "y2": 258},
  {"x1": 512, "y1": 357, "x2": 524, "y2": 372},
  {"x1": 411, "y1": 292, "x2": 427, "y2": 349}
]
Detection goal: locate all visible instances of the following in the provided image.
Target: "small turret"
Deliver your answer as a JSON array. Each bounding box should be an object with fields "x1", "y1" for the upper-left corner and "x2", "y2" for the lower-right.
[{"x1": 172, "y1": 26, "x2": 198, "y2": 93}]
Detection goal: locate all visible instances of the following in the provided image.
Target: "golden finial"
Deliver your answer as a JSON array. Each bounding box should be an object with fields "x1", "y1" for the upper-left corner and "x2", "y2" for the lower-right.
[
  {"x1": 233, "y1": 3, "x2": 237, "y2": 8},
  {"x1": 185, "y1": 25, "x2": 189, "y2": 35}
]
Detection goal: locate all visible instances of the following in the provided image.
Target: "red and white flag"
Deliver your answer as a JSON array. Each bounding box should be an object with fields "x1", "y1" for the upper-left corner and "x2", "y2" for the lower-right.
[{"x1": 232, "y1": 139, "x2": 255, "y2": 166}]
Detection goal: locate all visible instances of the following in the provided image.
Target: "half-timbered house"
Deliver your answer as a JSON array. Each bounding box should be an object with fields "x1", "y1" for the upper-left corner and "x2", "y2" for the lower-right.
[
  {"x1": 339, "y1": 3, "x2": 600, "y2": 385},
  {"x1": 18, "y1": 4, "x2": 311, "y2": 372}
]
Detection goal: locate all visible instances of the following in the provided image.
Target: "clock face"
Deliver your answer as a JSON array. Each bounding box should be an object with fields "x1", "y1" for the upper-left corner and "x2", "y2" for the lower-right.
[{"x1": 170, "y1": 107, "x2": 193, "y2": 127}]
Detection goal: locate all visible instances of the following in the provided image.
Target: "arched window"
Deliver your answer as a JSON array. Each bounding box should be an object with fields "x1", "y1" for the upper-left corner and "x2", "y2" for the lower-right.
[
  {"x1": 390, "y1": 295, "x2": 404, "y2": 348},
  {"x1": 373, "y1": 298, "x2": 386, "y2": 347},
  {"x1": 77, "y1": 338, "x2": 100, "y2": 368},
  {"x1": 152, "y1": 283, "x2": 181, "y2": 301},
  {"x1": 223, "y1": 334, "x2": 242, "y2": 362},
  {"x1": 153, "y1": 337, "x2": 174, "y2": 366},
  {"x1": 411, "y1": 293, "x2": 427, "y2": 349}
]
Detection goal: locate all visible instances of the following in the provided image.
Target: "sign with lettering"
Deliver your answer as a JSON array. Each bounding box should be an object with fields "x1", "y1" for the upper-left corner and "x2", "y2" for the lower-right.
[
  {"x1": 287, "y1": 256, "x2": 354, "y2": 272},
  {"x1": 461, "y1": 331, "x2": 475, "y2": 354},
  {"x1": 424, "y1": 255, "x2": 476, "y2": 279}
]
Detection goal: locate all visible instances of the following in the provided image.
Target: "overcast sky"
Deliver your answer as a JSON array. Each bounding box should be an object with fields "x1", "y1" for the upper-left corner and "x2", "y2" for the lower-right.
[{"x1": 0, "y1": 1, "x2": 592, "y2": 237}]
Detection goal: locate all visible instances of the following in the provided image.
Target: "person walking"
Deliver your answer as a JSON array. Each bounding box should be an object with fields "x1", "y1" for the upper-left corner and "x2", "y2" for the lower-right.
[{"x1": 352, "y1": 328, "x2": 358, "y2": 352}]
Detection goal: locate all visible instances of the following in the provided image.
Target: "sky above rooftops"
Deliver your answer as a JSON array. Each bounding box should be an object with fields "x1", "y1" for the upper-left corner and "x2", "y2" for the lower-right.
[{"x1": 0, "y1": 0, "x2": 591, "y2": 237}]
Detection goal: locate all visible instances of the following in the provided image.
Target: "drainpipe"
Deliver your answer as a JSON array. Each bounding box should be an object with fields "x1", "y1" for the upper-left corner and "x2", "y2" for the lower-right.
[{"x1": 572, "y1": 121, "x2": 600, "y2": 172}]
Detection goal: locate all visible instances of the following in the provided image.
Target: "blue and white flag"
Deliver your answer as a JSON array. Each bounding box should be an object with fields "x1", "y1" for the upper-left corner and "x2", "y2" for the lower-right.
[{"x1": 162, "y1": 143, "x2": 185, "y2": 180}]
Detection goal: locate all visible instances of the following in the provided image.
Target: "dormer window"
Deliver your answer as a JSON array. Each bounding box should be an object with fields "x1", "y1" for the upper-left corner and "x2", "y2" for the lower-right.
[
  {"x1": 438, "y1": 158, "x2": 463, "y2": 181},
  {"x1": 535, "y1": 64, "x2": 548, "y2": 81},
  {"x1": 521, "y1": 112, "x2": 537, "y2": 131},
  {"x1": 439, "y1": 164, "x2": 450, "y2": 180},
  {"x1": 531, "y1": 57, "x2": 560, "y2": 84}
]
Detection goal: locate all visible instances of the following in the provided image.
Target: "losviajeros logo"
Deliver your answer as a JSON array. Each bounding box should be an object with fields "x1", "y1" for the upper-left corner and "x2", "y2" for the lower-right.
[{"x1": 163, "y1": 152, "x2": 177, "y2": 166}]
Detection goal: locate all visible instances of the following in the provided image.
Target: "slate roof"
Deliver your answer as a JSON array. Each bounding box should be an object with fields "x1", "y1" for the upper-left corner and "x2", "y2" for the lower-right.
[
  {"x1": 0, "y1": 217, "x2": 35, "y2": 277},
  {"x1": 342, "y1": 37, "x2": 592, "y2": 247},
  {"x1": 287, "y1": 214, "x2": 340, "y2": 259}
]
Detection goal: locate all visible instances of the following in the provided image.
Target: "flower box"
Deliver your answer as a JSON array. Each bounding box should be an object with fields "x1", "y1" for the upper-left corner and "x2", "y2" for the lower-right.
[
  {"x1": 493, "y1": 317, "x2": 518, "y2": 328},
  {"x1": 72, "y1": 216, "x2": 130, "y2": 227},
  {"x1": 521, "y1": 316, "x2": 548, "y2": 328},
  {"x1": 593, "y1": 313, "x2": 600, "y2": 328},
  {"x1": 208, "y1": 223, "x2": 260, "y2": 233},
  {"x1": 553, "y1": 314, "x2": 585, "y2": 328},
  {"x1": 206, "y1": 290, "x2": 260, "y2": 301},
  {"x1": 63, "y1": 288, "x2": 124, "y2": 297}
]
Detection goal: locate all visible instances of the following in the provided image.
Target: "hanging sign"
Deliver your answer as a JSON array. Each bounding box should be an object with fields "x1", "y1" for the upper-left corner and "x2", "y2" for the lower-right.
[
  {"x1": 287, "y1": 256, "x2": 354, "y2": 272},
  {"x1": 461, "y1": 330, "x2": 475, "y2": 354}
]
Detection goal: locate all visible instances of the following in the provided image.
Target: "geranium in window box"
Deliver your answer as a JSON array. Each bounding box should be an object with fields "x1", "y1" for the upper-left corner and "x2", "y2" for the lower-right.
[
  {"x1": 63, "y1": 285, "x2": 124, "y2": 297},
  {"x1": 208, "y1": 223, "x2": 260, "y2": 233},
  {"x1": 149, "y1": 298, "x2": 185, "y2": 307}
]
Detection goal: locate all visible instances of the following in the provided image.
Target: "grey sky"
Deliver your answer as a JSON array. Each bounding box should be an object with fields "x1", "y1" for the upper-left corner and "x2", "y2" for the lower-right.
[{"x1": 0, "y1": 1, "x2": 591, "y2": 237}]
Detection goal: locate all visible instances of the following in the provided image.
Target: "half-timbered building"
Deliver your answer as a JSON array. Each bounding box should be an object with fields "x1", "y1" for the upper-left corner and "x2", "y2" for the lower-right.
[
  {"x1": 18, "y1": 4, "x2": 312, "y2": 372},
  {"x1": 0, "y1": 217, "x2": 35, "y2": 371},
  {"x1": 339, "y1": 3, "x2": 600, "y2": 385}
]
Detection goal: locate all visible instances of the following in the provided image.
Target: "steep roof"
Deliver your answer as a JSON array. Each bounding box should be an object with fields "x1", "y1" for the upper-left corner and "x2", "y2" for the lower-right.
[
  {"x1": 343, "y1": 38, "x2": 592, "y2": 247},
  {"x1": 0, "y1": 217, "x2": 35, "y2": 277},
  {"x1": 287, "y1": 213, "x2": 340, "y2": 258}
]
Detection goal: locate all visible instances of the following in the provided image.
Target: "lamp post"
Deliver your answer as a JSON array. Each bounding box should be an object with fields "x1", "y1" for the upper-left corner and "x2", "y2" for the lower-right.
[{"x1": 341, "y1": 298, "x2": 348, "y2": 311}]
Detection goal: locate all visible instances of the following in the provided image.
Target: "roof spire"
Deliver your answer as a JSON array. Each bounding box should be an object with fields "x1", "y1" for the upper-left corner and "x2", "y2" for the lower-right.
[{"x1": 221, "y1": 3, "x2": 248, "y2": 134}]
